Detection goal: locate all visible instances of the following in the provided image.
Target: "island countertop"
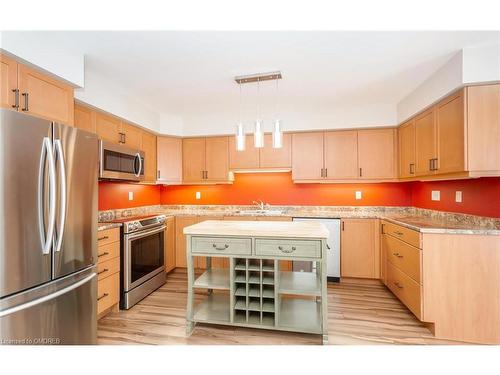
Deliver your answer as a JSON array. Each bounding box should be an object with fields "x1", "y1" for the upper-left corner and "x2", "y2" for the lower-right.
[{"x1": 183, "y1": 220, "x2": 329, "y2": 238}]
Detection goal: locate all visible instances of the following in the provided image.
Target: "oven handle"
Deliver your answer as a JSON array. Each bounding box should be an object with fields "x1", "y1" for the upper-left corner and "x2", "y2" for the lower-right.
[{"x1": 125, "y1": 225, "x2": 166, "y2": 240}]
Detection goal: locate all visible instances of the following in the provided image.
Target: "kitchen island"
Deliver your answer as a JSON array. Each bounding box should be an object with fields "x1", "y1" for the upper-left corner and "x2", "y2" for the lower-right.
[{"x1": 184, "y1": 220, "x2": 330, "y2": 344}]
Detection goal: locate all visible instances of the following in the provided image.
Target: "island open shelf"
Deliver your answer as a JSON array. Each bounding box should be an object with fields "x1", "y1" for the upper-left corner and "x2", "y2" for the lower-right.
[{"x1": 184, "y1": 220, "x2": 329, "y2": 344}]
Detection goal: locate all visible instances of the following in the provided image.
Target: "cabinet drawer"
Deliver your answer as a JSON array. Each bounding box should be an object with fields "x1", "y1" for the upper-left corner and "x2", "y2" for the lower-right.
[
  {"x1": 97, "y1": 241, "x2": 120, "y2": 264},
  {"x1": 383, "y1": 234, "x2": 421, "y2": 284},
  {"x1": 97, "y1": 227, "x2": 120, "y2": 246},
  {"x1": 97, "y1": 257, "x2": 120, "y2": 281},
  {"x1": 382, "y1": 221, "x2": 421, "y2": 248},
  {"x1": 255, "y1": 239, "x2": 321, "y2": 259},
  {"x1": 191, "y1": 236, "x2": 252, "y2": 255},
  {"x1": 386, "y1": 261, "x2": 422, "y2": 320},
  {"x1": 97, "y1": 272, "x2": 120, "y2": 315}
]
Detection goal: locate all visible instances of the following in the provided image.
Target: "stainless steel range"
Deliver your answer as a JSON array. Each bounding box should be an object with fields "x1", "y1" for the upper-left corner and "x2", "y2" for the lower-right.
[{"x1": 118, "y1": 215, "x2": 167, "y2": 309}]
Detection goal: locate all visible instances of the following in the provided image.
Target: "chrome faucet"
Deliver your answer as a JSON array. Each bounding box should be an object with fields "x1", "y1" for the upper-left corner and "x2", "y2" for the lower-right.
[{"x1": 252, "y1": 200, "x2": 269, "y2": 210}]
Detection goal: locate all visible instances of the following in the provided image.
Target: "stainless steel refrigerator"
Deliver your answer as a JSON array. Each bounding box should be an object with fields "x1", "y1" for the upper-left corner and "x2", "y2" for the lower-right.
[{"x1": 0, "y1": 109, "x2": 98, "y2": 344}]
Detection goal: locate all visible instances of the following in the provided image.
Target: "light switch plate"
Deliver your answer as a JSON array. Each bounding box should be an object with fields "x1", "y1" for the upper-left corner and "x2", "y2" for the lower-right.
[
  {"x1": 355, "y1": 191, "x2": 362, "y2": 200},
  {"x1": 431, "y1": 190, "x2": 440, "y2": 201},
  {"x1": 128, "y1": 191, "x2": 134, "y2": 201},
  {"x1": 455, "y1": 191, "x2": 463, "y2": 203},
  {"x1": 196, "y1": 191, "x2": 201, "y2": 200}
]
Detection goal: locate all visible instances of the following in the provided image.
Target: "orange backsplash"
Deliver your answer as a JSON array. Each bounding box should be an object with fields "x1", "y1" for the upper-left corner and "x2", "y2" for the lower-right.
[{"x1": 99, "y1": 181, "x2": 161, "y2": 210}]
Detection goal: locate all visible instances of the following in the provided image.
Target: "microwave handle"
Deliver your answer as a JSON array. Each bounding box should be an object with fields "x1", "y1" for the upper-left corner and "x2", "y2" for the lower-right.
[{"x1": 134, "y1": 153, "x2": 142, "y2": 177}]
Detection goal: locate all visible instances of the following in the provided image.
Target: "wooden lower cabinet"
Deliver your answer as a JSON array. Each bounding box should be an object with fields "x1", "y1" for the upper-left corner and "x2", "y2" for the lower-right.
[
  {"x1": 340, "y1": 219, "x2": 380, "y2": 278},
  {"x1": 164, "y1": 217, "x2": 176, "y2": 273},
  {"x1": 386, "y1": 261, "x2": 422, "y2": 319},
  {"x1": 97, "y1": 227, "x2": 120, "y2": 319}
]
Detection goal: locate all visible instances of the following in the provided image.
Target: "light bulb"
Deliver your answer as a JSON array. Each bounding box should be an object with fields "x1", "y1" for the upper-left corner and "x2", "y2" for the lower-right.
[
  {"x1": 235, "y1": 123, "x2": 245, "y2": 151},
  {"x1": 254, "y1": 119, "x2": 264, "y2": 148},
  {"x1": 272, "y1": 120, "x2": 283, "y2": 148}
]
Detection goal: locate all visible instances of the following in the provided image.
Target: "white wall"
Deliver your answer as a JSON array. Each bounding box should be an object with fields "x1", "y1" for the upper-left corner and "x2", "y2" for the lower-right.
[{"x1": 462, "y1": 43, "x2": 500, "y2": 84}]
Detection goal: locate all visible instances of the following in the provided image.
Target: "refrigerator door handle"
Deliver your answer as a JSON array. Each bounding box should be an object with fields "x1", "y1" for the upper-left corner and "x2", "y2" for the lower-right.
[
  {"x1": 38, "y1": 137, "x2": 57, "y2": 255},
  {"x1": 0, "y1": 273, "x2": 96, "y2": 318},
  {"x1": 54, "y1": 139, "x2": 67, "y2": 253}
]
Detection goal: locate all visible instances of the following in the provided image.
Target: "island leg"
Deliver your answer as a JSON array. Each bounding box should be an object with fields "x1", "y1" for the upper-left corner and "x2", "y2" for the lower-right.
[
  {"x1": 321, "y1": 239, "x2": 329, "y2": 345},
  {"x1": 186, "y1": 236, "x2": 195, "y2": 336}
]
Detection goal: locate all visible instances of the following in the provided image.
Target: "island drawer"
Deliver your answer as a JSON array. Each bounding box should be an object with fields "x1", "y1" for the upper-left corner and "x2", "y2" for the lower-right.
[
  {"x1": 386, "y1": 261, "x2": 422, "y2": 320},
  {"x1": 254, "y1": 239, "x2": 321, "y2": 258},
  {"x1": 382, "y1": 221, "x2": 421, "y2": 249},
  {"x1": 191, "y1": 236, "x2": 252, "y2": 255},
  {"x1": 383, "y1": 234, "x2": 421, "y2": 284}
]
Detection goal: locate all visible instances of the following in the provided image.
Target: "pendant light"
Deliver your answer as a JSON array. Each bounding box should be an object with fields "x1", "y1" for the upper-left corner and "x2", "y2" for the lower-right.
[
  {"x1": 272, "y1": 78, "x2": 283, "y2": 148},
  {"x1": 254, "y1": 78, "x2": 264, "y2": 148},
  {"x1": 235, "y1": 83, "x2": 245, "y2": 151}
]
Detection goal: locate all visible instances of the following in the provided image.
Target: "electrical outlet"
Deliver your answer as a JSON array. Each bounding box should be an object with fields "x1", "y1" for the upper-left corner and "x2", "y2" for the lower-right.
[
  {"x1": 128, "y1": 191, "x2": 134, "y2": 201},
  {"x1": 455, "y1": 191, "x2": 463, "y2": 203},
  {"x1": 355, "y1": 191, "x2": 362, "y2": 200},
  {"x1": 431, "y1": 190, "x2": 440, "y2": 201},
  {"x1": 196, "y1": 191, "x2": 201, "y2": 200}
]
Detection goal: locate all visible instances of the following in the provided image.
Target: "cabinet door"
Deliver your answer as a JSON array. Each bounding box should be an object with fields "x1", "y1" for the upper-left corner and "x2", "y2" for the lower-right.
[
  {"x1": 157, "y1": 136, "x2": 182, "y2": 183},
  {"x1": 398, "y1": 120, "x2": 416, "y2": 178},
  {"x1": 415, "y1": 108, "x2": 437, "y2": 176},
  {"x1": 74, "y1": 104, "x2": 96, "y2": 133},
  {"x1": 96, "y1": 112, "x2": 121, "y2": 144},
  {"x1": 229, "y1": 135, "x2": 259, "y2": 170},
  {"x1": 164, "y1": 217, "x2": 176, "y2": 273},
  {"x1": 121, "y1": 122, "x2": 143, "y2": 150},
  {"x1": 175, "y1": 216, "x2": 199, "y2": 268},
  {"x1": 358, "y1": 129, "x2": 396, "y2": 179},
  {"x1": 182, "y1": 138, "x2": 206, "y2": 183},
  {"x1": 141, "y1": 131, "x2": 157, "y2": 182},
  {"x1": 291, "y1": 132, "x2": 324, "y2": 180},
  {"x1": 324, "y1": 130, "x2": 359, "y2": 179},
  {"x1": 0, "y1": 54, "x2": 18, "y2": 110},
  {"x1": 340, "y1": 219, "x2": 378, "y2": 278},
  {"x1": 17, "y1": 63, "x2": 74, "y2": 125},
  {"x1": 259, "y1": 133, "x2": 292, "y2": 169},
  {"x1": 205, "y1": 136, "x2": 229, "y2": 181},
  {"x1": 435, "y1": 90, "x2": 465, "y2": 174}
]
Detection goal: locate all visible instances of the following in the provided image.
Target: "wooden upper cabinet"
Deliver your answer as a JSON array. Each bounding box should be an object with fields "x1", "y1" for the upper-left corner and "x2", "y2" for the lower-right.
[
  {"x1": 340, "y1": 219, "x2": 379, "y2": 279},
  {"x1": 324, "y1": 130, "x2": 359, "y2": 179},
  {"x1": 157, "y1": 136, "x2": 182, "y2": 184},
  {"x1": 467, "y1": 84, "x2": 500, "y2": 173},
  {"x1": 205, "y1": 136, "x2": 229, "y2": 181},
  {"x1": 229, "y1": 135, "x2": 259, "y2": 170},
  {"x1": 260, "y1": 133, "x2": 292, "y2": 169},
  {"x1": 17, "y1": 63, "x2": 74, "y2": 125},
  {"x1": 357, "y1": 129, "x2": 396, "y2": 179},
  {"x1": 96, "y1": 112, "x2": 121, "y2": 144},
  {"x1": 141, "y1": 131, "x2": 157, "y2": 182},
  {"x1": 74, "y1": 104, "x2": 96, "y2": 133},
  {"x1": 0, "y1": 54, "x2": 18, "y2": 109},
  {"x1": 398, "y1": 120, "x2": 416, "y2": 178},
  {"x1": 292, "y1": 132, "x2": 324, "y2": 180},
  {"x1": 415, "y1": 108, "x2": 437, "y2": 176},
  {"x1": 435, "y1": 89, "x2": 465, "y2": 174},
  {"x1": 182, "y1": 137, "x2": 206, "y2": 182},
  {"x1": 121, "y1": 122, "x2": 142, "y2": 149}
]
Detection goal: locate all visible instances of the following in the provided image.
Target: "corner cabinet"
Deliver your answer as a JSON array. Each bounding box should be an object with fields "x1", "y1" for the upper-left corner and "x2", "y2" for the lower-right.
[{"x1": 1, "y1": 53, "x2": 74, "y2": 125}]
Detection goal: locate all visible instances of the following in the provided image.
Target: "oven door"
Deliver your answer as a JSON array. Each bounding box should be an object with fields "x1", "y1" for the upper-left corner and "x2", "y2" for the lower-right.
[
  {"x1": 124, "y1": 226, "x2": 165, "y2": 292},
  {"x1": 99, "y1": 140, "x2": 145, "y2": 181}
]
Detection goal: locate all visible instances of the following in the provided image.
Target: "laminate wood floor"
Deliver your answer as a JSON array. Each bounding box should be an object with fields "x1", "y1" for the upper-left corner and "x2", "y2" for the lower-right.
[{"x1": 98, "y1": 269, "x2": 462, "y2": 345}]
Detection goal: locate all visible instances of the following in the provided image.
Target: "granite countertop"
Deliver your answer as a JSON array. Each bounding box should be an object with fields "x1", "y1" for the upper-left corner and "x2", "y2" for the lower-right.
[{"x1": 98, "y1": 222, "x2": 122, "y2": 231}]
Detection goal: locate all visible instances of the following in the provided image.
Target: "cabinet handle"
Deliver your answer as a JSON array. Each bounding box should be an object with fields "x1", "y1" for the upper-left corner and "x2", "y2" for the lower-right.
[
  {"x1": 97, "y1": 293, "x2": 109, "y2": 301},
  {"x1": 212, "y1": 243, "x2": 229, "y2": 250},
  {"x1": 381, "y1": 223, "x2": 386, "y2": 234},
  {"x1": 393, "y1": 231, "x2": 404, "y2": 236},
  {"x1": 157, "y1": 170, "x2": 161, "y2": 179},
  {"x1": 98, "y1": 268, "x2": 109, "y2": 275},
  {"x1": 393, "y1": 282, "x2": 403, "y2": 289},
  {"x1": 320, "y1": 168, "x2": 323, "y2": 178},
  {"x1": 324, "y1": 168, "x2": 327, "y2": 178},
  {"x1": 205, "y1": 170, "x2": 208, "y2": 179},
  {"x1": 393, "y1": 252, "x2": 403, "y2": 258},
  {"x1": 12, "y1": 89, "x2": 19, "y2": 109},
  {"x1": 97, "y1": 251, "x2": 109, "y2": 258},
  {"x1": 98, "y1": 235, "x2": 109, "y2": 241},
  {"x1": 342, "y1": 221, "x2": 345, "y2": 231},
  {"x1": 433, "y1": 158, "x2": 438, "y2": 171},
  {"x1": 429, "y1": 159, "x2": 433, "y2": 171},
  {"x1": 409, "y1": 163, "x2": 415, "y2": 174},
  {"x1": 278, "y1": 245, "x2": 296, "y2": 253},
  {"x1": 359, "y1": 167, "x2": 362, "y2": 177},
  {"x1": 21, "y1": 92, "x2": 29, "y2": 111}
]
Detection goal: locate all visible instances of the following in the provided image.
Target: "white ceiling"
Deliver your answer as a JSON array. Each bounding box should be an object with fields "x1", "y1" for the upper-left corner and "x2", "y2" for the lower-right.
[{"x1": 3, "y1": 31, "x2": 499, "y2": 134}]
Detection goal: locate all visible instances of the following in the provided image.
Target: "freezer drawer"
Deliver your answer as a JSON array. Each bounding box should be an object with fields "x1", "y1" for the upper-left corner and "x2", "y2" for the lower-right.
[{"x1": 0, "y1": 267, "x2": 97, "y2": 345}]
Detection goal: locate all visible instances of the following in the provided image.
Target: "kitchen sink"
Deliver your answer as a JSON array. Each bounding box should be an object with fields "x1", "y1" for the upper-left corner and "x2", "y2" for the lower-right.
[{"x1": 233, "y1": 209, "x2": 284, "y2": 216}]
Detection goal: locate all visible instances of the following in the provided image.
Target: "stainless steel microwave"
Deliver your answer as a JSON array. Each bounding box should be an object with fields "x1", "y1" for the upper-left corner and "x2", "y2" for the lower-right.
[{"x1": 99, "y1": 140, "x2": 145, "y2": 181}]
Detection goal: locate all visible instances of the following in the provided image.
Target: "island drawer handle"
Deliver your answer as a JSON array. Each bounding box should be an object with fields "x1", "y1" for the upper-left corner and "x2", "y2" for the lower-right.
[
  {"x1": 213, "y1": 244, "x2": 229, "y2": 250},
  {"x1": 393, "y1": 252, "x2": 403, "y2": 258},
  {"x1": 393, "y1": 282, "x2": 403, "y2": 289},
  {"x1": 98, "y1": 235, "x2": 109, "y2": 241},
  {"x1": 97, "y1": 293, "x2": 109, "y2": 301},
  {"x1": 98, "y1": 268, "x2": 109, "y2": 275},
  {"x1": 97, "y1": 251, "x2": 109, "y2": 258},
  {"x1": 278, "y1": 246, "x2": 296, "y2": 253}
]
